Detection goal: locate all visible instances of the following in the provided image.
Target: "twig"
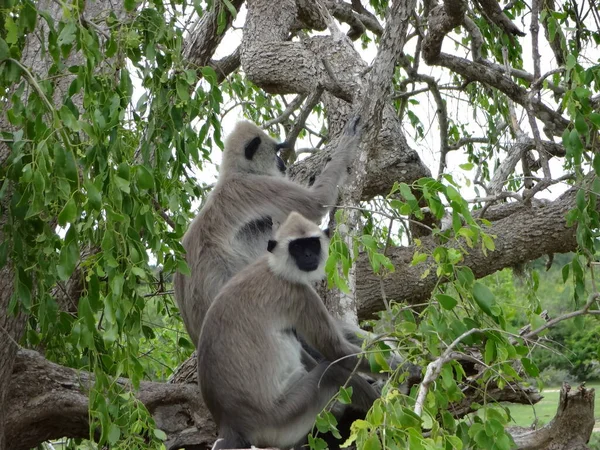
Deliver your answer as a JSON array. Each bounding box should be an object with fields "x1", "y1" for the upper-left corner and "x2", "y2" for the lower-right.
[
  {"x1": 448, "y1": 136, "x2": 490, "y2": 151},
  {"x1": 467, "y1": 191, "x2": 523, "y2": 204},
  {"x1": 152, "y1": 199, "x2": 176, "y2": 229},
  {"x1": 524, "y1": 173, "x2": 574, "y2": 200},
  {"x1": 330, "y1": 204, "x2": 435, "y2": 233},
  {"x1": 314, "y1": 0, "x2": 347, "y2": 42},
  {"x1": 143, "y1": 290, "x2": 174, "y2": 298},
  {"x1": 378, "y1": 217, "x2": 395, "y2": 312},
  {"x1": 531, "y1": 68, "x2": 565, "y2": 92},
  {"x1": 523, "y1": 293, "x2": 600, "y2": 340},
  {"x1": 281, "y1": 87, "x2": 324, "y2": 161},
  {"x1": 295, "y1": 147, "x2": 319, "y2": 156},
  {"x1": 0, "y1": 323, "x2": 21, "y2": 349},
  {"x1": 414, "y1": 328, "x2": 484, "y2": 417},
  {"x1": 391, "y1": 84, "x2": 464, "y2": 100},
  {"x1": 262, "y1": 94, "x2": 307, "y2": 129}
]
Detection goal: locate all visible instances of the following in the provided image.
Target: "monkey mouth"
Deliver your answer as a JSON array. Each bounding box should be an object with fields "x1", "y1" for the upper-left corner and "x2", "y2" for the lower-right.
[{"x1": 298, "y1": 262, "x2": 319, "y2": 272}]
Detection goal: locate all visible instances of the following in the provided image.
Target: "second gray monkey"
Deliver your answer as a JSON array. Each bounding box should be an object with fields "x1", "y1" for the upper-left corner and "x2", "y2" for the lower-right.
[
  {"x1": 198, "y1": 212, "x2": 380, "y2": 450},
  {"x1": 174, "y1": 117, "x2": 363, "y2": 347}
]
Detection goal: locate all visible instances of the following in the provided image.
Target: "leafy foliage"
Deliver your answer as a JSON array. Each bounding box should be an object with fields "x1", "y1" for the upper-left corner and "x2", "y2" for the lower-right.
[
  {"x1": 2, "y1": 0, "x2": 600, "y2": 448},
  {"x1": 1, "y1": 0, "x2": 217, "y2": 446}
]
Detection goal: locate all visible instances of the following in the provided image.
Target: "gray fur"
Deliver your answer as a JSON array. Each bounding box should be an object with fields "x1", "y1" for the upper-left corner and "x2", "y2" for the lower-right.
[
  {"x1": 198, "y1": 212, "x2": 378, "y2": 449},
  {"x1": 174, "y1": 119, "x2": 361, "y2": 347}
]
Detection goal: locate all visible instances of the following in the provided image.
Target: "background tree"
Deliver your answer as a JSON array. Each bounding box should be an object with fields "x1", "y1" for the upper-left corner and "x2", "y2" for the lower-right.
[{"x1": 1, "y1": 0, "x2": 599, "y2": 449}]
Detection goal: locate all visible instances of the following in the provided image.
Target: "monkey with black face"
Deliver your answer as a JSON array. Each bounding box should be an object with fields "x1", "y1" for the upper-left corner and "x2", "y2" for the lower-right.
[
  {"x1": 198, "y1": 212, "x2": 379, "y2": 450},
  {"x1": 174, "y1": 118, "x2": 362, "y2": 348}
]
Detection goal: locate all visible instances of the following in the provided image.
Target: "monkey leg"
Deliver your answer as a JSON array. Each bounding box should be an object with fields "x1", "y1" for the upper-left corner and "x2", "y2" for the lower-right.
[{"x1": 250, "y1": 362, "x2": 378, "y2": 449}]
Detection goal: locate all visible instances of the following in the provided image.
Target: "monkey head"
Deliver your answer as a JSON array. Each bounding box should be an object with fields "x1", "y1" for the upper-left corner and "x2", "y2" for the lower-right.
[
  {"x1": 267, "y1": 211, "x2": 331, "y2": 284},
  {"x1": 220, "y1": 121, "x2": 287, "y2": 178}
]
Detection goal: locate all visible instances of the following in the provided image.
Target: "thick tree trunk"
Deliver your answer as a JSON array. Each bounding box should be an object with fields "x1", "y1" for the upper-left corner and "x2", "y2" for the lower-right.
[
  {"x1": 509, "y1": 384, "x2": 596, "y2": 450},
  {"x1": 7, "y1": 350, "x2": 214, "y2": 450}
]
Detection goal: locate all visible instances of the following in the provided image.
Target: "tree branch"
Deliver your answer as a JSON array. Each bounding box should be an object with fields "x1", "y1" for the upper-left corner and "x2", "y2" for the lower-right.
[
  {"x1": 7, "y1": 350, "x2": 214, "y2": 450},
  {"x1": 356, "y1": 185, "x2": 582, "y2": 319},
  {"x1": 422, "y1": 0, "x2": 570, "y2": 136},
  {"x1": 183, "y1": 0, "x2": 244, "y2": 67}
]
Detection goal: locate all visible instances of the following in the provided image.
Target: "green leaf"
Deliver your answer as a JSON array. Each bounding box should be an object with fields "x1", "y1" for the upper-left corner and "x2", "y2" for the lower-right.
[
  {"x1": 399, "y1": 182, "x2": 416, "y2": 202},
  {"x1": 153, "y1": 429, "x2": 167, "y2": 441},
  {"x1": 85, "y1": 179, "x2": 102, "y2": 211},
  {"x1": 202, "y1": 66, "x2": 218, "y2": 85},
  {"x1": 20, "y1": 1, "x2": 37, "y2": 32},
  {"x1": 562, "y1": 264, "x2": 570, "y2": 283},
  {"x1": 0, "y1": 38, "x2": 9, "y2": 59},
  {"x1": 124, "y1": 0, "x2": 137, "y2": 11},
  {"x1": 482, "y1": 234, "x2": 495, "y2": 252},
  {"x1": 58, "y1": 197, "x2": 77, "y2": 226},
  {"x1": 177, "y1": 259, "x2": 191, "y2": 277},
  {"x1": 436, "y1": 293, "x2": 458, "y2": 310},
  {"x1": 57, "y1": 234, "x2": 78, "y2": 281},
  {"x1": 78, "y1": 296, "x2": 96, "y2": 331},
  {"x1": 111, "y1": 274, "x2": 124, "y2": 299},
  {"x1": 17, "y1": 279, "x2": 32, "y2": 310},
  {"x1": 575, "y1": 112, "x2": 589, "y2": 138},
  {"x1": 33, "y1": 170, "x2": 45, "y2": 193},
  {"x1": 176, "y1": 79, "x2": 190, "y2": 102},
  {"x1": 57, "y1": 21, "x2": 77, "y2": 47},
  {"x1": 338, "y1": 386, "x2": 353, "y2": 404},
  {"x1": 222, "y1": 0, "x2": 238, "y2": 18},
  {"x1": 107, "y1": 423, "x2": 120, "y2": 445},
  {"x1": 363, "y1": 434, "x2": 382, "y2": 450},
  {"x1": 136, "y1": 165, "x2": 154, "y2": 190},
  {"x1": 411, "y1": 251, "x2": 428, "y2": 265},
  {"x1": 114, "y1": 175, "x2": 130, "y2": 193},
  {"x1": 589, "y1": 112, "x2": 600, "y2": 128},
  {"x1": 472, "y1": 282, "x2": 496, "y2": 317},
  {"x1": 521, "y1": 357, "x2": 540, "y2": 377},
  {"x1": 59, "y1": 105, "x2": 81, "y2": 131},
  {"x1": 5, "y1": 16, "x2": 18, "y2": 44}
]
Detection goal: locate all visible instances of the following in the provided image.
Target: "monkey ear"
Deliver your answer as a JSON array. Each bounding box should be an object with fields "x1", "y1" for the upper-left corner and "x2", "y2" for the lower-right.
[
  {"x1": 323, "y1": 228, "x2": 331, "y2": 238},
  {"x1": 245, "y1": 137, "x2": 261, "y2": 160},
  {"x1": 267, "y1": 240, "x2": 277, "y2": 252}
]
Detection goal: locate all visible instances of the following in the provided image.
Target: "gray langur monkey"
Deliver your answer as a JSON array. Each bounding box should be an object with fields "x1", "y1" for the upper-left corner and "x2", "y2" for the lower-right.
[
  {"x1": 198, "y1": 212, "x2": 380, "y2": 450},
  {"x1": 174, "y1": 117, "x2": 363, "y2": 347}
]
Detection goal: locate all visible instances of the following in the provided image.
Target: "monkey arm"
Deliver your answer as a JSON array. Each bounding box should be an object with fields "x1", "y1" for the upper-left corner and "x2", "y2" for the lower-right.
[
  {"x1": 234, "y1": 176, "x2": 330, "y2": 224},
  {"x1": 294, "y1": 288, "x2": 372, "y2": 375},
  {"x1": 309, "y1": 125, "x2": 361, "y2": 207}
]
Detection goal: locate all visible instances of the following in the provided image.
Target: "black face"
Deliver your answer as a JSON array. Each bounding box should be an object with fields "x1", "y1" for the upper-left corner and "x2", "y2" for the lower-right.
[
  {"x1": 275, "y1": 142, "x2": 287, "y2": 174},
  {"x1": 276, "y1": 155, "x2": 286, "y2": 173},
  {"x1": 288, "y1": 237, "x2": 321, "y2": 272}
]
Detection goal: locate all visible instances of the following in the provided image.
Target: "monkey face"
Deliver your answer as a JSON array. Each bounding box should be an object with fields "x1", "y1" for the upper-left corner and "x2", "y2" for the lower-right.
[
  {"x1": 275, "y1": 142, "x2": 287, "y2": 174},
  {"x1": 288, "y1": 237, "x2": 322, "y2": 272},
  {"x1": 276, "y1": 154, "x2": 286, "y2": 173}
]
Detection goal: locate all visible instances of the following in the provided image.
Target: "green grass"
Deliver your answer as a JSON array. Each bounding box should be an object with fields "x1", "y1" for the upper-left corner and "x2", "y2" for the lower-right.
[{"x1": 501, "y1": 383, "x2": 600, "y2": 429}]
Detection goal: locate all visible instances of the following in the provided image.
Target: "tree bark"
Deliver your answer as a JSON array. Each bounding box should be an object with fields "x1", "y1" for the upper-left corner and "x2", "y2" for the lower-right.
[
  {"x1": 509, "y1": 384, "x2": 596, "y2": 450},
  {"x1": 7, "y1": 350, "x2": 215, "y2": 450},
  {"x1": 356, "y1": 186, "x2": 579, "y2": 319}
]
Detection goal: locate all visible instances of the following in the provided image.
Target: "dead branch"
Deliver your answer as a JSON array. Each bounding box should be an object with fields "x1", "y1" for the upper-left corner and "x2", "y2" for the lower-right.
[{"x1": 509, "y1": 384, "x2": 595, "y2": 450}]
